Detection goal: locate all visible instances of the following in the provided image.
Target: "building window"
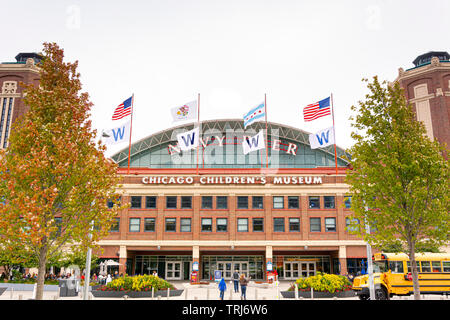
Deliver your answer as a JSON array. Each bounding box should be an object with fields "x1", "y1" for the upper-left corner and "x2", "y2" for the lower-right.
[
  {"x1": 129, "y1": 218, "x2": 140, "y2": 232},
  {"x1": 252, "y1": 218, "x2": 264, "y2": 232},
  {"x1": 181, "y1": 196, "x2": 192, "y2": 209},
  {"x1": 308, "y1": 196, "x2": 320, "y2": 209},
  {"x1": 2, "y1": 98, "x2": 14, "y2": 148},
  {"x1": 165, "y1": 218, "x2": 176, "y2": 232},
  {"x1": 130, "y1": 196, "x2": 142, "y2": 209},
  {"x1": 344, "y1": 196, "x2": 352, "y2": 209},
  {"x1": 166, "y1": 196, "x2": 177, "y2": 209},
  {"x1": 273, "y1": 218, "x2": 285, "y2": 232},
  {"x1": 324, "y1": 196, "x2": 335, "y2": 209},
  {"x1": 144, "y1": 218, "x2": 155, "y2": 232},
  {"x1": 201, "y1": 196, "x2": 213, "y2": 209},
  {"x1": 273, "y1": 196, "x2": 284, "y2": 209},
  {"x1": 310, "y1": 218, "x2": 321, "y2": 232},
  {"x1": 54, "y1": 217, "x2": 62, "y2": 235},
  {"x1": 216, "y1": 218, "x2": 228, "y2": 232},
  {"x1": 110, "y1": 218, "x2": 120, "y2": 232},
  {"x1": 288, "y1": 196, "x2": 299, "y2": 209},
  {"x1": 237, "y1": 196, "x2": 248, "y2": 209},
  {"x1": 180, "y1": 218, "x2": 191, "y2": 232},
  {"x1": 145, "y1": 196, "x2": 157, "y2": 209},
  {"x1": 289, "y1": 218, "x2": 300, "y2": 232},
  {"x1": 216, "y1": 196, "x2": 228, "y2": 209},
  {"x1": 237, "y1": 218, "x2": 248, "y2": 232},
  {"x1": 325, "y1": 218, "x2": 336, "y2": 232},
  {"x1": 345, "y1": 217, "x2": 359, "y2": 232},
  {"x1": 252, "y1": 196, "x2": 264, "y2": 209},
  {"x1": 201, "y1": 218, "x2": 212, "y2": 232}
]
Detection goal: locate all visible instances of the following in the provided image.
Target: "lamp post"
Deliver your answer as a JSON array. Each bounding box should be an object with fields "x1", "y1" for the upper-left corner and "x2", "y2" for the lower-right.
[
  {"x1": 364, "y1": 211, "x2": 375, "y2": 300},
  {"x1": 83, "y1": 221, "x2": 94, "y2": 300}
]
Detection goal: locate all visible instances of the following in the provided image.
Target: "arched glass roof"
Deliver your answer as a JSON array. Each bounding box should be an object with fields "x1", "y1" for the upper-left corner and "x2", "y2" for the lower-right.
[{"x1": 110, "y1": 119, "x2": 350, "y2": 169}]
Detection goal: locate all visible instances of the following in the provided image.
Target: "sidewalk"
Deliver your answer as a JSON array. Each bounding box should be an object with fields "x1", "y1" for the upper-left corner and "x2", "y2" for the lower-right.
[{"x1": 0, "y1": 280, "x2": 448, "y2": 300}]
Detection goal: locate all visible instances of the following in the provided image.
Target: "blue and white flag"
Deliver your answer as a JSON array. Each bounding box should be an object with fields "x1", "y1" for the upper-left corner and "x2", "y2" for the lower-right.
[
  {"x1": 177, "y1": 127, "x2": 200, "y2": 151},
  {"x1": 242, "y1": 130, "x2": 265, "y2": 155},
  {"x1": 102, "y1": 120, "x2": 131, "y2": 145},
  {"x1": 309, "y1": 127, "x2": 335, "y2": 149},
  {"x1": 243, "y1": 102, "x2": 265, "y2": 128}
]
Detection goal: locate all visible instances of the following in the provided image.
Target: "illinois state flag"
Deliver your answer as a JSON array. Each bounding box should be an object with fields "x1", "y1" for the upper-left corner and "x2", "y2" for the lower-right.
[
  {"x1": 242, "y1": 130, "x2": 265, "y2": 155},
  {"x1": 309, "y1": 127, "x2": 335, "y2": 149},
  {"x1": 177, "y1": 127, "x2": 200, "y2": 151},
  {"x1": 303, "y1": 97, "x2": 331, "y2": 122},
  {"x1": 112, "y1": 96, "x2": 133, "y2": 121},
  {"x1": 171, "y1": 100, "x2": 198, "y2": 122},
  {"x1": 102, "y1": 121, "x2": 131, "y2": 145}
]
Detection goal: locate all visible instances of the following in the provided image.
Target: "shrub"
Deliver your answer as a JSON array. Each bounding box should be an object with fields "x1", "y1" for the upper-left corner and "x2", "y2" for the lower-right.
[
  {"x1": 99, "y1": 275, "x2": 175, "y2": 292},
  {"x1": 289, "y1": 272, "x2": 352, "y2": 293}
]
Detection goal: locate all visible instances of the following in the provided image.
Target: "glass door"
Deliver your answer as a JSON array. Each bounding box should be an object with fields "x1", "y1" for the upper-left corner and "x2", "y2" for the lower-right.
[
  {"x1": 166, "y1": 261, "x2": 182, "y2": 280},
  {"x1": 232, "y1": 262, "x2": 248, "y2": 277},
  {"x1": 300, "y1": 262, "x2": 316, "y2": 277},
  {"x1": 217, "y1": 262, "x2": 233, "y2": 279}
]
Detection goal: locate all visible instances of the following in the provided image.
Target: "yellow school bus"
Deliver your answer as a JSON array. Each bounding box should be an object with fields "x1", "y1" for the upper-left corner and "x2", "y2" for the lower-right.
[{"x1": 352, "y1": 252, "x2": 450, "y2": 300}]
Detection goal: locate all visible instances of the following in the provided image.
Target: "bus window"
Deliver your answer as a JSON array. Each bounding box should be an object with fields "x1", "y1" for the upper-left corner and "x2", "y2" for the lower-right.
[
  {"x1": 443, "y1": 261, "x2": 450, "y2": 272},
  {"x1": 420, "y1": 261, "x2": 431, "y2": 272},
  {"x1": 431, "y1": 261, "x2": 441, "y2": 272},
  {"x1": 407, "y1": 261, "x2": 411, "y2": 273},
  {"x1": 388, "y1": 261, "x2": 404, "y2": 273},
  {"x1": 373, "y1": 260, "x2": 388, "y2": 273}
]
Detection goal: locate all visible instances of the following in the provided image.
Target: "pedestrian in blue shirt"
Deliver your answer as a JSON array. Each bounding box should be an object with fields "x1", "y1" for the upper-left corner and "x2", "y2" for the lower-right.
[{"x1": 218, "y1": 277, "x2": 227, "y2": 300}]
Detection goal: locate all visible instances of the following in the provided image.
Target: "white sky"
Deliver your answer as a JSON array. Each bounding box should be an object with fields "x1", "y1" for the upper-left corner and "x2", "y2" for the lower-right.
[{"x1": 2, "y1": 0, "x2": 449, "y2": 157}]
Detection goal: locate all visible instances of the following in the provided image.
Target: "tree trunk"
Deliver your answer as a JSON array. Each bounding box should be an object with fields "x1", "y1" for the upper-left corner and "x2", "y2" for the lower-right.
[
  {"x1": 408, "y1": 241, "x2": 421, "y2": 300},
  {"x1": 35, "y1": 246, "x2": 48, "y2": 300}
]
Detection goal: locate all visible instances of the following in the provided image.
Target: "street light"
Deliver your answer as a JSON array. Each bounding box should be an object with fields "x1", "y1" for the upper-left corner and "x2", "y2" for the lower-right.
[
  {"x1": 83, "y1": 220, "x2": 94, "y2": 300},
  {"x1": 364, "y1": 207, "x2": 375, "y2": 300}
]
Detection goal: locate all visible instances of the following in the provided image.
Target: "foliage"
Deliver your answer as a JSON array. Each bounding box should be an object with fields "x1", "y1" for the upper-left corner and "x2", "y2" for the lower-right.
[
  {"x1": 289, "y1": 273, "x2": 352, "y2": 293},
  {"x1": 60, "y1": 247, "x2": 99, "y2": 270},
  {"x1": 0, "y1": 42, "x2": 125, "y2": 299},
  {"x1": 345, "y1": 76, "x2": 450, "y2": 299},
  {"x1": 98, "y1": 275, "x2": 175, "y2": 292}
]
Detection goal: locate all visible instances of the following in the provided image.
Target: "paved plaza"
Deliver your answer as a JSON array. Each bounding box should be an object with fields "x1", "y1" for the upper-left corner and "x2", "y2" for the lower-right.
[{"x1": 0, "y1": 280, "x2": 449, "y2": 301}]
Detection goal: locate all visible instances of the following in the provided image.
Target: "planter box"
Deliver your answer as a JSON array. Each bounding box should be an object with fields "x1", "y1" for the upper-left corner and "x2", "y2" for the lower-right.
[
  {"x1": 281, "y1": 290, "x2": 356, "y2": 299},
  {"x1": 92, "y1": 289, "x2": 184, "y2": 298}
]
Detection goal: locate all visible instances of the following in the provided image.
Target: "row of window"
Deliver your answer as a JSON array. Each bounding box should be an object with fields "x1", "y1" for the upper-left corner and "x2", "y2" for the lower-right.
[
  {"x1": 388, "y1": 260, "x2": 450, "y2": 273},
  {"x1": 125, "y1": 195, "x2": 353, "y2": 210},
  {"x1": 110, "y1": 216, "x2": 360, "y2": 233}
]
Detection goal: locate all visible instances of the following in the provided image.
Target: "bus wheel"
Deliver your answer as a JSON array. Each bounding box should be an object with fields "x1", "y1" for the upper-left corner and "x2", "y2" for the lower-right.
[
  {"x1": 375, "y1": 288, "x2": 388, "y2": 300},
  {"x1": 358, "y1": 294, "x2": 369, "y2": 300}
]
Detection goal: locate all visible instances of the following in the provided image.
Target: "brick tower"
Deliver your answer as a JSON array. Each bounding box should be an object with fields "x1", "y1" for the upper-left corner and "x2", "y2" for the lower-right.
[
  {"x1": 0, "y1": 52, "x2": 41, "y2": 149},
  {"x1": 395, "y1": 51, "x2": 450, "y2": 149}
]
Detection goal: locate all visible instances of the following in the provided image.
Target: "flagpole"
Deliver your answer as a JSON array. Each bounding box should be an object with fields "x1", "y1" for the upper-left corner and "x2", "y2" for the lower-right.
[
  {"x1": 330, "y1": 93, "x2": 338, "y2": 176},
  {"x1": 196, "y1": 93, "x2": 200, "y2": 175},
  {"x1": 127, "y1": 93, "x2": 134, "y2": 175},
  {"x1": 264, "y1": 93, "x2": 268, "y2": 169}
]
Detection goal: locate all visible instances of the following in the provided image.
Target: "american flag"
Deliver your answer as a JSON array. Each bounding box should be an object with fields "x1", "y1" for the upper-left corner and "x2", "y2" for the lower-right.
[
  {"x1": 112, "y1": 96, "x2": 133, "y2": 120},
  {"x1": 303, "y1": 97, "x2": 331, "y2": 122}
]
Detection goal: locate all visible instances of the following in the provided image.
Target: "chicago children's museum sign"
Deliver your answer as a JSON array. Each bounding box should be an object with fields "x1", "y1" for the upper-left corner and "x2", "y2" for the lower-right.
[{"x1": 141, "y1": 175, "x2": 323, "y2": 185}]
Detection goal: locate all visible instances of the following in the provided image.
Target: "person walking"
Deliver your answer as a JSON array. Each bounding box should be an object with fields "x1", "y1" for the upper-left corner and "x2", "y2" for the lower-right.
[
  {"x1": 239, "y1": 274, "x2": 249, "y2": 300},
  {"x1": 232, "y1": 270, "x2": 240, "y2": 293},
  {"x1": 218, "y1": 277, "x2": 227, "y2": 300}
]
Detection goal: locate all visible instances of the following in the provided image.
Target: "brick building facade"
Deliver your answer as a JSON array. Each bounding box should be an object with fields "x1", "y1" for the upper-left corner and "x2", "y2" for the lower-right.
[{"x1": 395, "y1": 51, "x2": 450, "y2": 149}]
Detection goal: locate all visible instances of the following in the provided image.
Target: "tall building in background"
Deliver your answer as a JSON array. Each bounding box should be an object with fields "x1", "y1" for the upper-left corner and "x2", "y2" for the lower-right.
[
  {"x1": 0, "y1": 53, "x2": 41, "y2": 149},
  {"x1": 395, "y1": 51, "x2": 450, "y2": 149}
]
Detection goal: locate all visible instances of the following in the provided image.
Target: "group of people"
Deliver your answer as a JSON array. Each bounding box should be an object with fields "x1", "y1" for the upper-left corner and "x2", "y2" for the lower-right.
[{"x1": 218, "y1": 271, "x2": 250, "y2": 300}]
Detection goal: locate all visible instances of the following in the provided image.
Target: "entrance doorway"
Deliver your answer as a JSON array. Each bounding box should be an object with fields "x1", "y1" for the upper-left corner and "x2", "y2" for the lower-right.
[
  {"x1": 284, "y1": 261, "x2": 316, "y2": 279},
  {"x1": 165, "y1": 261, "x2": 182, "y2": 280},
  {"x1": 217, "y1": 262, "x2": 249, "y2": 279}
]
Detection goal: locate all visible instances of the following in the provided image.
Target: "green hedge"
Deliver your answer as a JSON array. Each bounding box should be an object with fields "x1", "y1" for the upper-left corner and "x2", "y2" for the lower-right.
[{"x1": 98, "y1": 274, "x2": 175, "y2": 292}]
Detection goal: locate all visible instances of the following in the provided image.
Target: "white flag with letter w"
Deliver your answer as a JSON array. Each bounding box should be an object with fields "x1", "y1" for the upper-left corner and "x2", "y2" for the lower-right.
[
  {"x1": 242, "y1": 130, "x2": 265, "y2": 155},
  {"x1": 177, "y1": 127, "x2": 200, "y2": 151},
  {"x1": 102, "y1": 120, "x2": 131, "y2": 145},
  {"x1": 309, "y1": 127, "x2": 335, "y2": 149}
]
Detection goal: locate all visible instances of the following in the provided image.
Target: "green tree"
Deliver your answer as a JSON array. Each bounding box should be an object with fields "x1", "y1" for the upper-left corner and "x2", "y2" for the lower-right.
[
  {"x1": 0, "y1": 43, "x2": 124, "y2": 299},
  {"x1": 346, "y1": 76, "x2": 450, "y2": 300}
]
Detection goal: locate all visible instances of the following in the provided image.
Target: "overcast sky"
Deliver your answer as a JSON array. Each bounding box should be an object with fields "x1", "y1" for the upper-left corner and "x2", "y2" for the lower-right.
[{"x1": 2, "y1": 0, "x2": 449, "y2": 157}]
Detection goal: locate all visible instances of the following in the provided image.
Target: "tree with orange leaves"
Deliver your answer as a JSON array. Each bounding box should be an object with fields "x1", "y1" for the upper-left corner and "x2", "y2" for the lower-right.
[{"x1": 0, "y1": 43, "x2": 123, "y2": 299}]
